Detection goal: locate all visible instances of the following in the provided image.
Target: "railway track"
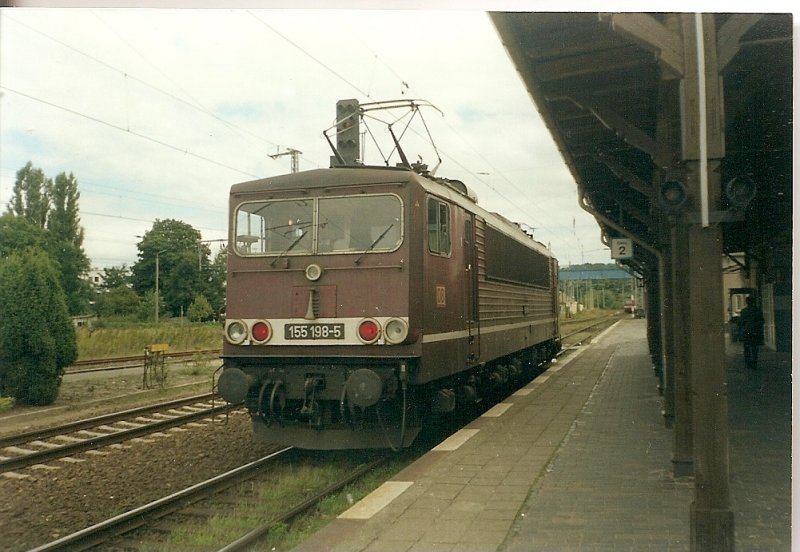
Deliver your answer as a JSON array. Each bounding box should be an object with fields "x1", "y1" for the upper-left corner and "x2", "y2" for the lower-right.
[
  {"x1": 217, "y1": 455, "x2": 388, "y2": 552},
  {"x1": 27, "y1": 446, "x2": 293, "y2": 552},
  {"x1": 198, "y1": 319, "x2": 618, "y2": 552},
  {"x1": 0, "y1": 393, "x2": 239, "y2": 475},
  {"x1": 560, "y1": 312, "x2": 623, "y2": 348},
  {"x1": 65, "y1": 349, "x2": 221, "y2": 374},
  {"x1": 15, "y1": 317, "x2": 621, "y2": 551},
  {"x1": 27, "y1": 448, "x2": 387, "y2": 552}
]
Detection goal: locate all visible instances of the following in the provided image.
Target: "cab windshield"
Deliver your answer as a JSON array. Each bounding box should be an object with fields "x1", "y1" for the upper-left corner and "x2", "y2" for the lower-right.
[{"x1": 234, "y1": 194, "x2": 402, "y2": 257}]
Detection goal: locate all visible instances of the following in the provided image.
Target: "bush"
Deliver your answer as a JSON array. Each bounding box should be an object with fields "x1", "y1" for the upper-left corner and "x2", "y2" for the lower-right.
[
  {"x1": 94, "y1": 285, "x2": 140, "y2": 318},
  {"x1": 0, "y1": 396, "x2": 14, "y2": 412},
  {"x1": 137, "y1": 290, "x2": 166, "y2": 322},
  {"x1": 187, "y1": 294, "x2": 214, "y2": 322},
  {"x1": 0, "y1": 249, "x2": 77, "y2": 405}
]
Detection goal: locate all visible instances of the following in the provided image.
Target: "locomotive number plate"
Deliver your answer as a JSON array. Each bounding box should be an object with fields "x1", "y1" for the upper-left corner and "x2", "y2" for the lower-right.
[{"x1": 285, "y1": 323, "x2": 345, "y2": 340}]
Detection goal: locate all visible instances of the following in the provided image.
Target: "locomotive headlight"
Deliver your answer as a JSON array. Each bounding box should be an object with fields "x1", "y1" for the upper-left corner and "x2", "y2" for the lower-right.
[
  {"x1": 384, "y1": 318, "x2": 409, "y2": 344},
  {"x1": 225, "y1": 320, "x2": 248, "y2": 345},
  {"x1": 357, "y1": 318, "x2": 381, "y2": 344},
  {"x1": 251, "y1": 320, "x2": 272, "y2": 344},
  {"x1": 305, "y1": 263, "x2": 323, "y2": 281}
]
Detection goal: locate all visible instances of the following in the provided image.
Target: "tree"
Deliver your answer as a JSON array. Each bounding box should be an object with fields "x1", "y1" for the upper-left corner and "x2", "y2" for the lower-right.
[
  {"x1": 137, "y1": 290, "x2": 166, "y2": 322},
  {"x1": 5, "y1": 163, "x2": 93, "y2": 316},
  {"x1": 99, "y1": 264, "x2": 132, "y2": 290},
  {"x1": 47, "y1": 172, "x2": 85, "y2": 245},
  {"x1": 187, "y1": 294, "x2": 214, "y2": 322},
  {"x1": 204, "y1": 249, "x2": 227, "y2": 317},
  {"x1": 7, "y1": 162, "x2": 50, "y2": 228},
  {"x1": 131, "y1": 219, "x2": 211, "y2": 318},
  {"x1": 0, "y1": 213, "x2": 48, "y2": 257},
  {"x1": 0, "y1": 249, "x2": 77, "y2": 405},
  {"x1": 47, "y1": 171, "x2": 92, "y2": 314},
  {"x1": 50, "y1": 240, "x2": 93, "y2": 315},
  {"x1": 94, "y1": 285, "x2": 140, "y2": 318}
]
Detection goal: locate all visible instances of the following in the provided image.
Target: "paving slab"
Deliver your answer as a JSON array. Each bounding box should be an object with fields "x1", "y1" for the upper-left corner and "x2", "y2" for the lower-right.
[{"x1": 293, "y1": 319, "x2": 791, "y2": 551}]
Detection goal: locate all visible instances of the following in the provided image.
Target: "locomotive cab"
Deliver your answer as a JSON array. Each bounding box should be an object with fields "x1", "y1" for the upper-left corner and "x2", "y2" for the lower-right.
[{"x1": 220, "y1": 167, "x2": 423, "y2": 449}]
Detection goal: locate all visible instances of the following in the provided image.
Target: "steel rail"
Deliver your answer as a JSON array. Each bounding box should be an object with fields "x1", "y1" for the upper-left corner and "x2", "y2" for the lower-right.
[
  {"x1": 0, "y1": 392, "x2": 219, "y2": 449},
  {"x1": 561, "y1": 313, "x2": 622, "y2": 343},
  {"x1": 0, "y1": 401, "x2": 241, "y2": 474},
  {"x1": 66, "y1": 349, "x2": 221, "y2": 373},
  {"x1": 217, "y1": 456, "x2": 389, "y2": 552},
  {"x1": 26, "y1": 447, "x2": 294, "y2": 552}
]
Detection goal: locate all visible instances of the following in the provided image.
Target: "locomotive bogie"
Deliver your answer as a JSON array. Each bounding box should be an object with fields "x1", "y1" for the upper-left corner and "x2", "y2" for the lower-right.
[{"x1": 230, "y1": 359, "x2": 419, "y2": 450}]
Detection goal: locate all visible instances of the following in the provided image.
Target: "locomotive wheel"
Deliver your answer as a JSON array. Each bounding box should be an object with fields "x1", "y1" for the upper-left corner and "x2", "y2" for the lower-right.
[
  {"x1": 269, "y1": 380, "x2": 287, "y2": 425},
  {"x1": 257, "y1": 380, "x2": 272, "y2": 423}
]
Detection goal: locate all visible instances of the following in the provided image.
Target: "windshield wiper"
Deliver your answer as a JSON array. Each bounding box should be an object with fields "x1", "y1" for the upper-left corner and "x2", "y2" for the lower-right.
[
  {"x1": 270, "y1": 230, "x2": 308, "y2": 267},
  {"x1": 354, "y1": 224, "x2": 394, "y2": 265}
]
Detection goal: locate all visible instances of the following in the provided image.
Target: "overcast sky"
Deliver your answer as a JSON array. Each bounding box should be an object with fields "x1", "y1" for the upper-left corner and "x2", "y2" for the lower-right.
[{"x1": 0, "y1": 7, "x2": 710, "y2": 269}]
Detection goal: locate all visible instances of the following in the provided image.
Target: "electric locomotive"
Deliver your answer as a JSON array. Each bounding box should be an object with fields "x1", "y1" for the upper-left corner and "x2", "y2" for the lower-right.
[{"x1": 217, "y1": 101, "x2": 560, "y2": 449}]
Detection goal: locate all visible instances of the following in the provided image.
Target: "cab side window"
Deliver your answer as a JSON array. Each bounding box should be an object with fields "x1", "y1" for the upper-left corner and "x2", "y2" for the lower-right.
[{"x1": 427, "y1": 197, "x2": 451, "y2": 256}]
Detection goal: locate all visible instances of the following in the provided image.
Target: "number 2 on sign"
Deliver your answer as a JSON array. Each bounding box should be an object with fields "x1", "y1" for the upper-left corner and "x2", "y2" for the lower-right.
[{"x1": 611, "y1": 238, "x2": 632, "y2": 259}]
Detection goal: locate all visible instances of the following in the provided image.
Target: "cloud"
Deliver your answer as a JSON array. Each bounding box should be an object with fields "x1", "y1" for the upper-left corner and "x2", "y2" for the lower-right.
[{"x1": 0, "y1": 8, "x2": 609, "y2": 269}]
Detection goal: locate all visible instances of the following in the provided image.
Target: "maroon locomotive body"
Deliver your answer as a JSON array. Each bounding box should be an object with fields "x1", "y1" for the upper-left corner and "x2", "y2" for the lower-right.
[{"x1": 218, "y1": 165, "x2": 560, "y2": 449}]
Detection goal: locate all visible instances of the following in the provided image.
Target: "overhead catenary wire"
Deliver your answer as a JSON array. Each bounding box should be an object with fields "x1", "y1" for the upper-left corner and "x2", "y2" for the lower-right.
[
  {"x1": 4, "y1": 12, "x2": 599, "y2": 267},
  {"x1": 310, "y1": 40, "x2": 579, "y2": 256},
  {"x1": 81, "y1": 211, "x2": 224, "y2": 234},
  {"x1": 341, "y1": 28, "x2": 584, "y2": 258},
  {"x1": 212, "y1": 11, "x2": 581, "y2": 259},
  {"x1": 5, "y1": 13, "x2": 284, "y2": 159},
  {"x1": 246, "y1": 11, "x2": 372, "y2": 100},
  {"x1": 1, "y1": 86, "x2": 261, "y2": 179}
]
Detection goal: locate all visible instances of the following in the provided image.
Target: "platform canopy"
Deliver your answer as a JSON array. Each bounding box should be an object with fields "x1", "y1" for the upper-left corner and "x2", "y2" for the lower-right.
[{"x1": 490, "y1": 13, "x2": 792, "y2": 276}]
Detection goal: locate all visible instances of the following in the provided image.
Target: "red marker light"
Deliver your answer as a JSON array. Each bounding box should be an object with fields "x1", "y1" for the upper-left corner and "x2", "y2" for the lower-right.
[
  {"x1": 252, "y1": 321, "x2": 271, "y2": 343},
  {"x1": 358, "y1": 319, "x2": 380, "y2": 343}
]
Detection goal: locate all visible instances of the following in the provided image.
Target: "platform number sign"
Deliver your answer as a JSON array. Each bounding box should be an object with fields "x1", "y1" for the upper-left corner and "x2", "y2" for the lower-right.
[{"x1": 611, "y1": 238, "x2": 633, "y2": 259}]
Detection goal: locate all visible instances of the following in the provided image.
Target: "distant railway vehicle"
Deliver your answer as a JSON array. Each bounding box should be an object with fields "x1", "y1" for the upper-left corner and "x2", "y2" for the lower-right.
[{"x1": 217, "y1": 100, "x2": 560, "y2": 449}]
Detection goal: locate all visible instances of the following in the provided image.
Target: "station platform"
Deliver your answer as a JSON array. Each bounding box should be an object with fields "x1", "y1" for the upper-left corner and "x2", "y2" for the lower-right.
[{"x1": 294, "y1": 319, "x2": 791, "y2": 552}]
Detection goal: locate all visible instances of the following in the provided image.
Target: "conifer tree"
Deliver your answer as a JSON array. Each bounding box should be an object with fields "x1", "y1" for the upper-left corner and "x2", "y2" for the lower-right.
[{"x1": 0, "y1": 249, "x2": 77, "y2": 405}]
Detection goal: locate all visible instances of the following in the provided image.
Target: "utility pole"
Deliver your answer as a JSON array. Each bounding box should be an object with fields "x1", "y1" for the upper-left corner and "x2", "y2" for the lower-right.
[
  {"x1": 269, "y1": 147, "x2": 302, "y2": 173},
  {"x1": 155, "y1": 249, "x2": 168, "y2": 323},
  {"x1": 197, "y1": 238, "x2": 228, "y2": 270}
]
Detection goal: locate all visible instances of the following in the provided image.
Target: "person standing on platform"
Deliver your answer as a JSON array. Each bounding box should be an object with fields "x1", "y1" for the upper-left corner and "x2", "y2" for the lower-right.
[{"x1": 738, "y1": 295, "x2": 765, "y2": 370}]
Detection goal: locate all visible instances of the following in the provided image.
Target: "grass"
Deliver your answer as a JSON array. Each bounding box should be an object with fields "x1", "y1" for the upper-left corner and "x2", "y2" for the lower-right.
[
  {"x1": 265, "y1": 461, "x2": 403, "y2": 551},
  {"x1": 73, "y1": 313, "x2": 608, "y2": 362},
  {"x1": 76, "y1": 322, "x2": 222, "y2": 360},
  {"x1": 53, "y1": 359, "x2": 221, "y2": 411},
  {"x1": 136, "y1": 453, "x2": 411, "y2": 552},
  {"x1": 0, "y1": 396, "x2": 15, "y2": 412},
  {"x1": 560, "y1": 307, "x2": 617, "y2": 321}
]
